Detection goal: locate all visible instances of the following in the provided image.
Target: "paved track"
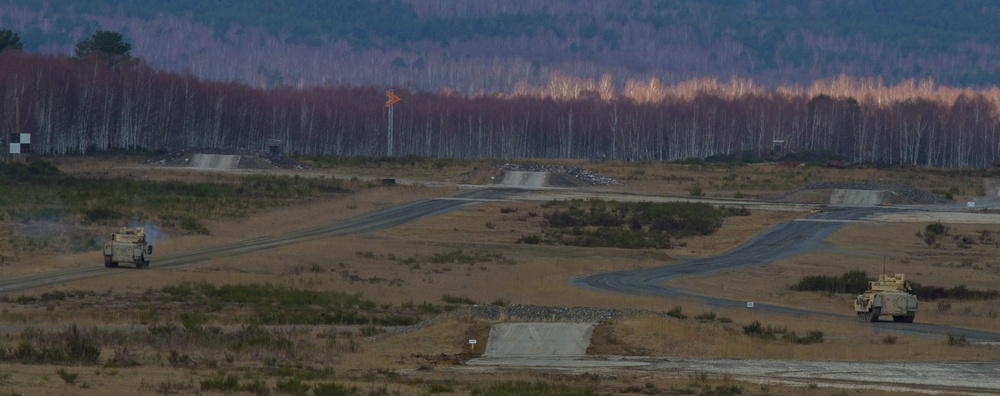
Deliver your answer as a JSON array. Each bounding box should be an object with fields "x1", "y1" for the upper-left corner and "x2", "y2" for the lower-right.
[{"x1": 576, "y1": 204, "x2": 1000, "y2": 342}]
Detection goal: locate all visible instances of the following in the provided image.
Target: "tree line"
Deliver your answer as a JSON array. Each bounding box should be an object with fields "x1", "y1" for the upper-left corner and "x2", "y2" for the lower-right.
[
  {"x1": 4, "y1": 48, "x2": 1000, "y2": 168},
  {"x1": 5, "y1": 1, "x2": 1000, "y2": 93}
]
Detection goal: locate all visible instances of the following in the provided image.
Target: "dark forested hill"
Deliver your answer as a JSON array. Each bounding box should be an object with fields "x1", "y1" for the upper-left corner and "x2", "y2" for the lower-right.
[
  {"x1": 3, "y1": 0, "x2": 1000, "y2": 92},
  {"x1": 6, "y1": 0, "x2": 1000, "y2": 167}
]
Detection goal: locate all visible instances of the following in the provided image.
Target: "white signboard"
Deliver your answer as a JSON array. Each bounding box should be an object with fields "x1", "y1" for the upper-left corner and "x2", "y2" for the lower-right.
[{"x1": 968, "y1": 201, "x2": 976, "y2": 208}]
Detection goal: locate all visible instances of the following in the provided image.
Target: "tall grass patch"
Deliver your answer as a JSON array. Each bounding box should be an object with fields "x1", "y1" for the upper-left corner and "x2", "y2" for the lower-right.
[
  {"x1": 742, "y1": 321, "x2": 824, "y2": 344},
  {"x1": 158, "y1": 282, "x2": 418, "y2": 325},
  {"x1": 534, "y1": 199, "x2": 749, "y2": 249},
  {"x1": 792, "y1": 270, "x2": 1000, "y2": 300},
  {"x1": 468, "y1": 380, "x2": 604, "y2": 396}
]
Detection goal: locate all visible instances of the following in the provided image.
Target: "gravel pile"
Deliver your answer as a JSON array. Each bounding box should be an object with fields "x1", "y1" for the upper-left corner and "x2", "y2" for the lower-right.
[
  {"x1": 146, "y1": 148, "x2": 314, "y2": 170},
  {"x1": 773, "y1": 181, "x2": 948, "y2": 204},
  {"x1": 258, "y1": 151, "x2": 314, "y2": 170},
  {"x1": 496, "y1": 163, "x2": 625, "y2": 186}
]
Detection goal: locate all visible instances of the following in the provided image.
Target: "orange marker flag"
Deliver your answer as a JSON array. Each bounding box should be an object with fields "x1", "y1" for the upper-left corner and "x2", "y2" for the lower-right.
[{"x1": 385, "y1": 90, "x2": 401, "y2": 107}]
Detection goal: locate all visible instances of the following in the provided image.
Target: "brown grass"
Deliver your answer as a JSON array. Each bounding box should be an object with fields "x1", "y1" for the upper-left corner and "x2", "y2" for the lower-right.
[
  {"x1": 600, "y1": 311, "x2": 1000, "y2": 362},
  {"x1": 3, "y1": 156, "x2": 1000, "y2": 395}
]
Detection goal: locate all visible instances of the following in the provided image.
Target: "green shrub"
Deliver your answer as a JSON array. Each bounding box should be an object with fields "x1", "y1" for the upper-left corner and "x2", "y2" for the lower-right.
[
  {"x1": 427, "y1": 383, "x2": 453, "y2": 393},
  {"x1": 14, "y1": 325, "x2": 100, "y2": 365},
  {"x1": 694, "y1": 311, "x2": 717, "y2": 321},
  {"x1": 468, "y1": 380, "x2": 602, "y2": 396},
  {"x1": 925, "y1": 222, "x2": 949, "y2": 237},
  {"x1": 783, "y1": 330, "x2": 824, "y2": 344},
  {"x1": 313, "y1": 382, "x2": 359, "y2": 396},
  {"x1": 168, "y1": 350, "x2": 192, "y2": 367},
  {"x1": 358, "y1": 324, "x2": 384, "y2": 337},
  {"x1": 706, "y1": 384, "x2": 743, "y2": 396},
  {"x1": 241, "y1": 379, "x2": 271, "y2": 396},
  {"x1": 441, "y1": 294, "x2": 476, "y2": 304},
  {"x1": 55, "y1": 368, "x2": 78, "y2": 385},
  {"x1": 181, "y1": 312, "x2": 207, "y2": 331},
  {"x1": 275, "y1": 378, "x2": 310, "y2": 395},
  {"x1": 742, "y1": 321, "x2": 784, "y2": 341},
  {"x1": 790, "y1": 270, "x2": 870, "y2": 294},
  {"x1": 200, "y1": 373, "x2": 240, "y2": 392},
  {"x1": 517, "y1": 234, "x2": 541, "y2": 244},
  {"x1": 666, "y1": 306, "x2": 687, "y2": 319}
]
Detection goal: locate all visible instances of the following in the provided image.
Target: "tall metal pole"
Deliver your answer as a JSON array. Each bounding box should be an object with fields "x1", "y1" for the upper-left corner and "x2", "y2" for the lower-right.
[
  {"x1": 387, "y1": 91, "x2": 394, "y2": 157},
  {"x1": 385, "y1": 88, "x2": 400, "y2": 157}
]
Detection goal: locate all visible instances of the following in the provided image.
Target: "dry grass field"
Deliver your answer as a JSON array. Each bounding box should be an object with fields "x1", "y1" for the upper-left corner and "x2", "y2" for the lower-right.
[{"x1": 0, "y1": 156, "x2": 998, "y2": 395}]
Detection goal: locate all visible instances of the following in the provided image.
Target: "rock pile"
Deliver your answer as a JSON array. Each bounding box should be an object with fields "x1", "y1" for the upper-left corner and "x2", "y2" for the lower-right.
[
  {"x1": 470, "y1": 304, "x2": 639, "y2": 322},
  {"x1": 496, "y1": 163, "x2": 625, "y2": 186}
]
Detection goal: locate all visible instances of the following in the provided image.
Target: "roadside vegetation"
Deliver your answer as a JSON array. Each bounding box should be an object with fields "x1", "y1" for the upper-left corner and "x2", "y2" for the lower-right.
[
  {"x1": 0, "y1": 159, "x2": 351, "y2": 254},
  {"x1": 791, "y1": 270, "x2": 1000, "y2": 301},
  {"x1": 916, "y1": 221, "x2": 1000, "y2": 249},
  {"x1": 0, "y1": 282, "x2": 489, "y2": 326},
  {"x1": 517, "y1": 199, "x2": 749, "y2": 249},
  {"x1": 0, "y1": 160, "x2": 348, "y2": 226},
  {"x1": 742, "y1": 321, "x2": 824, "y2": 344}
]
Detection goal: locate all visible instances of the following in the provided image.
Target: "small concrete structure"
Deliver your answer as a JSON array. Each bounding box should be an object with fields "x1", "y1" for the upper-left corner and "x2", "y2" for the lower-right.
[
  {"x1": 501, "y1": 171, "x2": 549, "y2": 187},
  {"x1": 483, "y1": 322, "x2": 594, "y2": 357},
  {"x1": 830, "y1": 189, "x2": 885, "y2": 206},
  {"x1": 191, "y1": 154, "x2": 241, "y2": 170}
]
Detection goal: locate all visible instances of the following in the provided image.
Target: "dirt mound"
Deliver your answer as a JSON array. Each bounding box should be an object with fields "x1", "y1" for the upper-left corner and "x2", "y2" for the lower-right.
[{"x1": 773, "y1": 181, "x2": 949, "y2": 205}]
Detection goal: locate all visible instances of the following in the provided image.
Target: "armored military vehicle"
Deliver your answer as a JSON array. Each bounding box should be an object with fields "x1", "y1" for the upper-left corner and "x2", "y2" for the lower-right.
[
  {"x1": 103, "y1": 227, "x2": 152, "y2": 269},
  {"x1": 854, "y1": 273, "x2": 917, "y2": 323}
]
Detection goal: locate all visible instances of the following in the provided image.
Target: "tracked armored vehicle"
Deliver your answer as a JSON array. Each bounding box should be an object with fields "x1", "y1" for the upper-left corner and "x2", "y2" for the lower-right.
[
  {"x1": 854, "y1": 273, "x2": 917, "y2": 323},
  {"x1": 103, "y1": 227, "x2": 152, "y2": 269}
]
